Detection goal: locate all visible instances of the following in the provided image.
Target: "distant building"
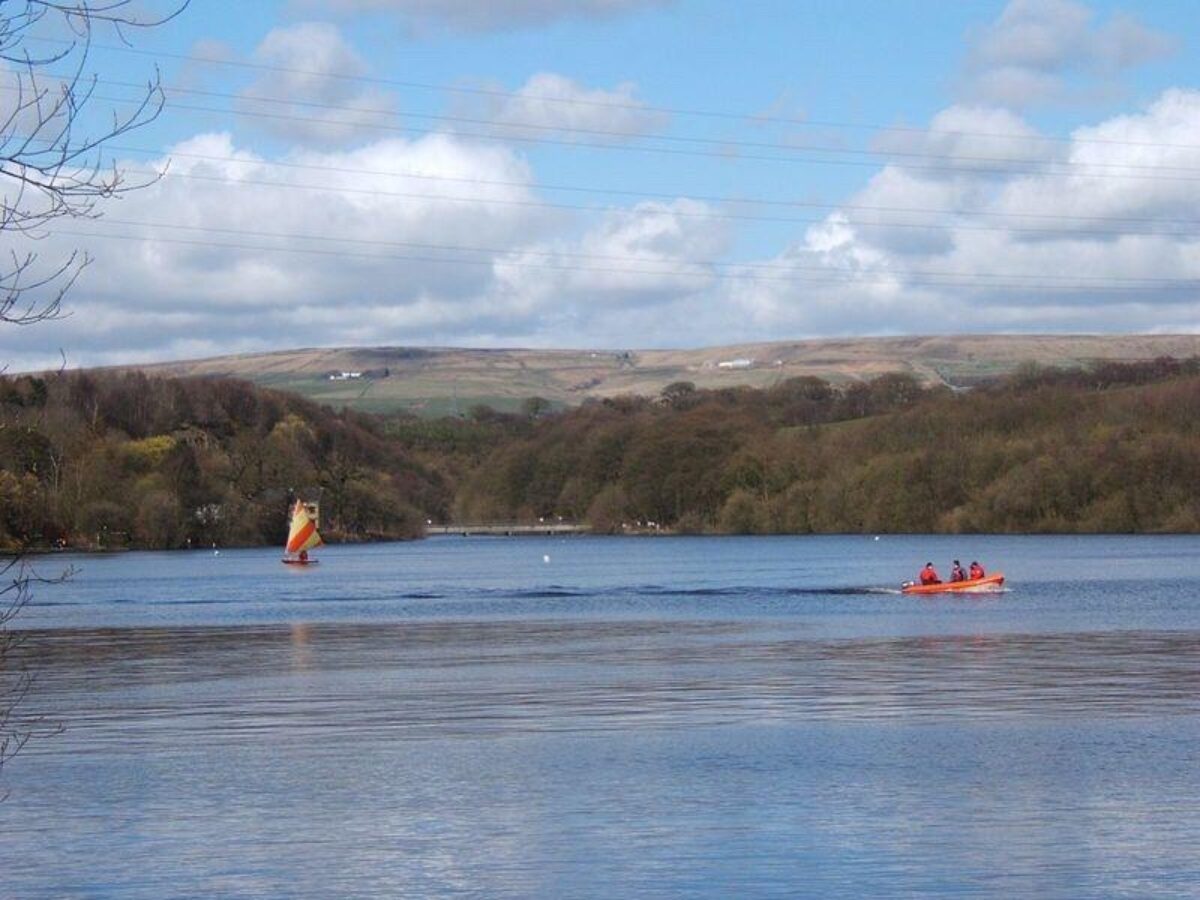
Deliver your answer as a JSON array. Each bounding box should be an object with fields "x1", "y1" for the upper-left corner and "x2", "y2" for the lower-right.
[
  {"x1": 328, "y1": 371, "x2": 363, "y2": 381},
  {"x1": 717, "y1": 359, "x2": 753, "y2": 369}
]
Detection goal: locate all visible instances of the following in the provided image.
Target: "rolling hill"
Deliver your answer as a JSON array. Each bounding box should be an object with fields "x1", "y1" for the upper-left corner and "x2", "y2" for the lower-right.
[{"x1": 124, "y1": 334, "x2": 1200, "y2": 415}]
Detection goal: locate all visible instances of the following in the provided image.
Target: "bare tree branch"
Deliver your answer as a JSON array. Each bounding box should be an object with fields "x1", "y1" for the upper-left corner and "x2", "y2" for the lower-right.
[
  {"x1": 0, "y1": 0, "x2": 187, "y2": 324},
  {"x1": 0, "y1": 555, "x2": 71, "y2": 791}
]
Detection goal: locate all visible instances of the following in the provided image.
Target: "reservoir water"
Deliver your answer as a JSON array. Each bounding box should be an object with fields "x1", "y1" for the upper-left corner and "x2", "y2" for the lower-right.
[{"x1": 3, "y1": 534, "x2": 1199, "y2": 898}]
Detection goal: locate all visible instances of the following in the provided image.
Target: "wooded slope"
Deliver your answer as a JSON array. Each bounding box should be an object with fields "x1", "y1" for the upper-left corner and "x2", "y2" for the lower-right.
[
  {"x1": 4, "y1": 357, "x2": 1200, "y2": 549},
  {"x1": 0, "y1": 371, "x2": 447, "y2": 550},
  {"x1": 441, "y1": 358, "x2": 1200, "y2": 534}
]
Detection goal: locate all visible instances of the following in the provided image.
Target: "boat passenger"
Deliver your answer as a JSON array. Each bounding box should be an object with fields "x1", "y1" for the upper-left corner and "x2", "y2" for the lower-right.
[
  {"x1": 299, "y1": 549, "x2": 308, "y2": 563},
  {"x1": 969, "y1": 561, "x2": 985, "y2": 580},
  {"x1": 949, "y1": 560, "x2": 966, "y2": 582},
  {"x1": 919, "y1": 562, "x2": 940, "y2": 585}
]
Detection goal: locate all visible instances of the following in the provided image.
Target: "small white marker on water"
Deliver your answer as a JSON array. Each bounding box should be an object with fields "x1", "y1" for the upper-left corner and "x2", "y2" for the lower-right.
[{"x1": 543, "y1": 554, "x2": 551, "y2": 564}]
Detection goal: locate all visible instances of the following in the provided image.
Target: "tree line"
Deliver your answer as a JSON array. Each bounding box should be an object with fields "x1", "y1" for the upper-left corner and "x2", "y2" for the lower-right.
[{"x1": 3, "y1": 357, "x2": 1200, "y2": 550}]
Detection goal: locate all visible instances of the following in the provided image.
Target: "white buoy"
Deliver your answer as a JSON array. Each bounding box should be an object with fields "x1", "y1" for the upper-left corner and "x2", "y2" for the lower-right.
[{"x1": 543, "y1": 554, "x2": 550, "y2": 563}]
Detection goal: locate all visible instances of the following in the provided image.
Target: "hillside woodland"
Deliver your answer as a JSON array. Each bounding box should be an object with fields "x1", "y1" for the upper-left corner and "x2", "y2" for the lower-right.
[
  {"x1": 2, "y1": 358, "x2": 1199, "y2": 549},
  {"x1": 440, "y1": 357, "x2": 1200, "y2": 534},
  {"x1": 0, "y1": 372, "x2": 442, "y2": 550}
]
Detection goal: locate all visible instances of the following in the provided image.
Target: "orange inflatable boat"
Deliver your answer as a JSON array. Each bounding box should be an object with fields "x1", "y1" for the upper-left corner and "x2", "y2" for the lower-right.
[{"x1": 901, "y1": 573, "x2": 1005, "y2": 595}]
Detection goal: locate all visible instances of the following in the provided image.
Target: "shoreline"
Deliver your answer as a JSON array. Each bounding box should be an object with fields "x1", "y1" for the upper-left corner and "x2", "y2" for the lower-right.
[{"x1": 10, "y1": 528, "x2": 1200, "y2": 558}]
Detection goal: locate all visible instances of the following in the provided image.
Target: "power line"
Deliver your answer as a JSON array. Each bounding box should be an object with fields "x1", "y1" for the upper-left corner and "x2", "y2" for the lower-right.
[
  {"x1": 92, "y1": 142, "x2": 1200, "y2": 231},
  {"x1": 25, "y1": 34, "x2": 1200, "y2": 154},
  {"x1": 11, "y1": 125, "x2": 1200, "y2": 237},
  {"x1": 28, "y1": 82, "x2": 1200, "y2": 182},
  {"x1": 104, "y1": 165, "x2": 1200, "y2": 241},
  {"x1": 48, "y1": 222, "x2": 1200, "y2": 294},
  {"x1": 33, "y1": 75, "x2": 1200, "y2": 176},
  {"x1": 85, "y1": 214, "x2": 1200, "y2": 285}
]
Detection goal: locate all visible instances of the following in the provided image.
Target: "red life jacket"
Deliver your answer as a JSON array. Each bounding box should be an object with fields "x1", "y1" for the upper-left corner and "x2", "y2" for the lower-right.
[{"x1": 969, "y1": 564, "x2": 984, "y2": 579}]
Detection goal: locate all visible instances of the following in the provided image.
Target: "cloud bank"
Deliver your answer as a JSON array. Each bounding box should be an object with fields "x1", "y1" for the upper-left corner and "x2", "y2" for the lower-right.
[
  {"x1": 3, "y1": 1, "x2": 1197, "y2": 373},
  {"x1": 726, "y1": 90, "x2": 1200, "y2": 337},
  {"x1": 5, "y1": 88, "x2": 1200, "y2": 370}
]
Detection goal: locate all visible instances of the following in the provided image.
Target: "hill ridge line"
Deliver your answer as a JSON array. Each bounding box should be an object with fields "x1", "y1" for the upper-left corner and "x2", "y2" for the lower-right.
[{"x1": 82, "y1": 333, "x2": 1200, "y2": 417}]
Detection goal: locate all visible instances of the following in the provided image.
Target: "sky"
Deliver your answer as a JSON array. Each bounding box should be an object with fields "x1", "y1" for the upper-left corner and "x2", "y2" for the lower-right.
[{"x1": 3, "y1": 0, "x2": 1200, "y2": 369}]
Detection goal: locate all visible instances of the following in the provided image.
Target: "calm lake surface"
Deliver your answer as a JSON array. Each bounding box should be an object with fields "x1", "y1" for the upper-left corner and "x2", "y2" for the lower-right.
[{"x1": 3, "y1": 534, "x2": 1199, "y2": 898}]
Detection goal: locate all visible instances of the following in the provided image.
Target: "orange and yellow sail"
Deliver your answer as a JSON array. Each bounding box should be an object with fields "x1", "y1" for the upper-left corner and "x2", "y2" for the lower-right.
[{"x1": 285, "y1": 500, "x2": 323, "y2": 555}]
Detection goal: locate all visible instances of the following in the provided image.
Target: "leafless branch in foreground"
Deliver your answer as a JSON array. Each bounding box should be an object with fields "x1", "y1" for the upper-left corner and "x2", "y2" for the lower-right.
[{"x1": 0, "y1": 0, "x2": 188, "y2": 324}]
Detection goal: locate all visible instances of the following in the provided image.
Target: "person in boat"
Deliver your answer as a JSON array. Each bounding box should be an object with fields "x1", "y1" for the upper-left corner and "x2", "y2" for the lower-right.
[
  {"x1": 969, "y1": 561, "x2": 985, "y2": 580},
  {"x1": 949, "y1": 560, "x2": 966, "y2": 582},
  {"x1": 299, "y1": 549, "x2": 308, "y2": 563},
  {"x1": 919, "y1": 562, "x2": 941, "y2": 585}
]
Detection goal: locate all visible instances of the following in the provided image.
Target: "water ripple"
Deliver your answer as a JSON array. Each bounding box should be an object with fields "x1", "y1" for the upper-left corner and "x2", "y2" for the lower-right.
[{"x1": 14, "y1": 623, "x2": 1199, "y2": 755}]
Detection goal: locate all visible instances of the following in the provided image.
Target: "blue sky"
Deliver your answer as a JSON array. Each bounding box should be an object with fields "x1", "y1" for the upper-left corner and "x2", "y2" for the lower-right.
[{"x1": 4, "y1": 0, "x2": 1200, "y2": 368}]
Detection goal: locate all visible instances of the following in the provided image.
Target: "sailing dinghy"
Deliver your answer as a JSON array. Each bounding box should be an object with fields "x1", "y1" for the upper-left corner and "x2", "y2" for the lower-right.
[{"x1": 282, "y1": 500, "x2": 322, "y2": 565}]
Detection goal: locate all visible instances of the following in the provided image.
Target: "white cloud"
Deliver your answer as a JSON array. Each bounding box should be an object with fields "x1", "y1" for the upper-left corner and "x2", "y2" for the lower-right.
[
  {"x1": 465, "y1": 73, "x2": 668, "y2": 142},
  {"x1": 236, "y1": 23, "x2": 398, "y2": 146},
  {"x1": 302, "y1": 0, "x2": 671, "y2": 33},
  {"x1": 0, "y1": 129, "x2": 736, "y2": 368},
  {"x1": 996, "y1": 90, "x2": 1200, "y2": 229},
  {"x1": 723, "y1": 89, "x2": 1200, "y2": 337},
  {"x1": 962, "y1": 0, "x2": 1175, "y2": 109},
  {"x1": 492, "y1": 199, "x2": 728, "y2": 315},
  {"x1": 0, "y1": 131, "x2": 564, "y2": 369},
  {"x1": 874, "y1": 105, "x2": 1059, "y2": 178}
]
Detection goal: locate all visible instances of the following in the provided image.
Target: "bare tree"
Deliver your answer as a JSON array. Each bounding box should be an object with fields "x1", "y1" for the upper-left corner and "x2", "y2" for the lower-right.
[
  {"x1": 0, "y1": 558, "x2": 34, "y2": 778},
  {"x1": 1, "y1": 0, "x2": 186, "y2": 782},
  {"x1": 1, "y1": 0, "x2": 186, "y2": 326}
]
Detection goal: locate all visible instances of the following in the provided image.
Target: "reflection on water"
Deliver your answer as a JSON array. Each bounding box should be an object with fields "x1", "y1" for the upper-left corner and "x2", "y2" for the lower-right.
[{"x1": 3, "y1": 535, "x2": 1200, "y2": 898}]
